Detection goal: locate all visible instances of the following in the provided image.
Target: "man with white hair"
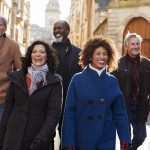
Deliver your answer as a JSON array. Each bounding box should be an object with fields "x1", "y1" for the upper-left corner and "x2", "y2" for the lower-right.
[
  {"x1": 112, "y1": 32, "x2": 150, "y2": 150},
  {"x1": 0, "y1": 16, "x2": 22, "y2": 120}
]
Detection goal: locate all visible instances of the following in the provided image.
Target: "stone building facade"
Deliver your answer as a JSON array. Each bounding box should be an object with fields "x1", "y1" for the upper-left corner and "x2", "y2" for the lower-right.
[
  {"x1": 30, "y1": 0, "x2": 60, "y2": 45},
  {"x1": 30, "y1": 24, "x2": 52, "y2": 44},
  {"x1": 45, "y1": 0, "x2": 60, "y2": 30},
  {"x1": 69, "y1": 0, "x2": 150, "y2": 58},
  {"x1": 0, "y1": 0, "x2": 30, "y2": 56}
]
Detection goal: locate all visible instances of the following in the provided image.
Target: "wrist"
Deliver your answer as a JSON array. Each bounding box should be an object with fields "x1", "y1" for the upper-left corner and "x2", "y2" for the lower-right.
[
  {"x1": 65, "y1": 146, "x2": 76, "y2": 150},
  {"x1": 121, "y1": 142, "x2": 129, "y2": 150}
]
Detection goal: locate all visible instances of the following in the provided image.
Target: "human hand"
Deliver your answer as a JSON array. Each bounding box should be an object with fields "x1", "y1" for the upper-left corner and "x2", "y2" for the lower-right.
[
  {"x1": 121, "y1": 142, "x2": 129, "y2": 150},
  {"x1": 65, "y1": 146, "x2": 76, "y2": 150}
]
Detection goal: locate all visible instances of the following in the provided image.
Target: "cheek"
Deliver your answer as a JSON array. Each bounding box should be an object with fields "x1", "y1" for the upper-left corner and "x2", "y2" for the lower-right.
[
  {"x1": 105, "y1": 57, "x2": 108, "y2": 63},
  {"x1": 43, "y1": 55, "x2": 47, "y2": 61},
  {"x1": 31, "y1": 56, "x2": 34, "y2": 62},
  {"x1": 31, "y1": 54, "x2": 35, "y2": 60}
]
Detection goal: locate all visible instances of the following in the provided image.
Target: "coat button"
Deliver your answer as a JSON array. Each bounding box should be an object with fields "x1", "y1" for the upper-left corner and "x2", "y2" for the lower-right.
[
  {"x1": 88, "y1": 99, "x2": 94, "y2": 104},
  {"x1": 99, "y1": 98, "x2": 105, "y2": 103},
  {"x1": 88, "y1": 115, "x2": 94, "y2": 120}
]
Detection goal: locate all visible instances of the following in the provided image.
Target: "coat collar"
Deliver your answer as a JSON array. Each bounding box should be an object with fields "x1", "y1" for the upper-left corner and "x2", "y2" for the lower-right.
[
  {"x1": 8, "y1": 69, "x2": 62, "y2": 96},
  {"x1": 82, "y1": 66, "x2": 107, "y2": 100},
  {"x1": 52, "y1": 38, "x2": 81, "y2": 74},
  {"x1": 83, "y1": 66, "x2": 107, "y2": 80},
  {"x1": 52, "y1": 38, "x2": 72, "y2": 53},
  {"x1": 123, "y1": 53, "x2": 143, "y2": 63}
]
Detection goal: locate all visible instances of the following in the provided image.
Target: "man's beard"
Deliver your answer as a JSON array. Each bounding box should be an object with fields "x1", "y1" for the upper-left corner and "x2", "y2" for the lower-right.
[
  {"x1": 53, "y1": 36, "x2": 63, "y2": 43},
  {"x1": 53, "y1": 32, "x2": 68, "y2": 43}
]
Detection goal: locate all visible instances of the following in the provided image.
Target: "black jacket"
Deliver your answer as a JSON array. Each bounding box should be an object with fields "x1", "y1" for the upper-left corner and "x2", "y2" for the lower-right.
[
  {"x1": 52, "y1": 39, "x2": 82, "y2": 105},
  {"x1": 0, "y1": 69, "x2": 62, "y2": 150},
  {"x1": 112, "y1": 55, "x2": 150, "y2": 122}
]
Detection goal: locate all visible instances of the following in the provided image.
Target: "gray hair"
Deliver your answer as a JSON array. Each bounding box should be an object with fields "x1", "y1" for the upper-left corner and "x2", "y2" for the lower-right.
[
  {"x1": 124, "y1": 32, "x2": 142, "y2": 47},
  {"x1": 0, "y1": 16, "x2": 7, "y2": 30}
]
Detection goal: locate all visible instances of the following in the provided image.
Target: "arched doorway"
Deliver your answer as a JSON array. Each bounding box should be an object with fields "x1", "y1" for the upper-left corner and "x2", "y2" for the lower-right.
[{"x1": 123, "y1": 17, "x2": 150, "y2": 59}]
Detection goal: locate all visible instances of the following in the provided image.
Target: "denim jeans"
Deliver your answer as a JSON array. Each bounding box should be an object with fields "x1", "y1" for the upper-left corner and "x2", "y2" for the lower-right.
[{"x1": 127, "y1": 103, "x2": 146, "y2": 143}]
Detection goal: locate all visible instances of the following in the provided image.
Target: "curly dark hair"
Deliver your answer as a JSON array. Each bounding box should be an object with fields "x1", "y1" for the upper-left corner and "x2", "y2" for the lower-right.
[
  {"x1": 23, "y1": 40, "x2": 58, "y2": 73},
  {"x1": 79, "y1": 36, "x2": 118, "y2": 72}
]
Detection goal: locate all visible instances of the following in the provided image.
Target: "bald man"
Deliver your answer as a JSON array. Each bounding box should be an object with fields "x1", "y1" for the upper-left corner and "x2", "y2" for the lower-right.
[{"x1": 52, "y1": 20, "x2": 82, "y2": 149}]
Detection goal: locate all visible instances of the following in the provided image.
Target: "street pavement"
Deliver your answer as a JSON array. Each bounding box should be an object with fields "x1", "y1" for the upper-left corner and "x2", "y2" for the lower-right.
[
  {"x1": 138, "y1": 113, "x2": 150, "y2": 150},
  {"x1": 135, "y1": 113, "x2": 150, "y2": 150},
  {"x1": 116, "y1": 113, "x2": 150, "y2": 150},
  {"x1": 54, "y1": 113, "x2": 150, "y2": 150},
  {"x1": 115, "y1": 124, "x2": 150, "y2": 150}
]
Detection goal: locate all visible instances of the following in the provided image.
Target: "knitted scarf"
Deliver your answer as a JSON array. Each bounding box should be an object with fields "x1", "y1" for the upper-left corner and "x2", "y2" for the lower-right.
[{"x1": 28, "y1": 64, "x2": 49, "y2": 95}]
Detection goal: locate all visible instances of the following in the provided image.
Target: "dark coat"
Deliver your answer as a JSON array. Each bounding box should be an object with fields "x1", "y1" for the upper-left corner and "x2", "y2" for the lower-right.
[
  {"x1": 112, "y1": 55, "x2": 150, "y2": 122},
  {"x1": 52, "y1": 39, "x2": 82, "y2": 133},
  {"x1": 52, "y1": 39, "x2": 82, "y2": 101},
  {"x1": 62, "y1": 67, "x2": 130, "y2": 150},
  {"x1": 0, "y1": 69, "x2": 62, "y2": 150}
]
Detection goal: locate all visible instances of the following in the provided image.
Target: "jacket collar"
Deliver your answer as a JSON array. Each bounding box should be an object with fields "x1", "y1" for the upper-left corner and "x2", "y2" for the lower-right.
[
  {"x1": 124, "y1": 53, "x2": 143, "y2": 63},
  {"x1": 52, "y1": 38, "x2": 72, "y2": 53},
  {"x1": 8, "y1": 69, "x2": 61, "y2": 95}
]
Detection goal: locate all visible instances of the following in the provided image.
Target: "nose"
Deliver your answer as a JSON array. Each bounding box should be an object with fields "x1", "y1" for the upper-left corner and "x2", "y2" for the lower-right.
[
  {"x1": 135, "y1": 44, "x2": 140, "y2": 48},
  {"x1": 54, "y1": 27, "x2": 59, "y2": 33},
  {"x1": 99, "y1": 54, "x2": 105, "y2": 59},
  {"x1": 35, "y1": 51, "x2": 40, "y2": 56}
]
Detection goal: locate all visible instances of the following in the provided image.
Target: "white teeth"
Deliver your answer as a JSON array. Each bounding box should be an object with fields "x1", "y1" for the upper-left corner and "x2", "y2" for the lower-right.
[
  {"x1": 35, "y1": 59, "x2": 42, "y2": 61},
  {"x1": 56, "y1": 34, "x2": 62, "y2": 38},
  {"x1": 98, "y1": 60, "x2": 104, "y2": 63}
]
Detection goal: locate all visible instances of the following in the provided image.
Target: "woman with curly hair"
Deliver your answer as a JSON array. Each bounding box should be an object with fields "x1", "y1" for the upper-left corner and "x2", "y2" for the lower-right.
[
  {"x1": 61, "y1": 36, "x2": 130, "y2": 150},
  {"x1": 0, "y1": 40, "x2": 62, "y2": 150}
]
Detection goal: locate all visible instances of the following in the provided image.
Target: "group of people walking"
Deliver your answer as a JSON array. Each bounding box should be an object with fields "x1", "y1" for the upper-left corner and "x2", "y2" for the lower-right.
[{"x1": 0, "y1": 15, "x2": 150, "y2": 150}]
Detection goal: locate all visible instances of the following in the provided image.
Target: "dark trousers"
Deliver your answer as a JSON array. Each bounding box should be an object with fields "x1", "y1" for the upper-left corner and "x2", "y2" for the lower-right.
[
  {"x1": 58, "y1": 112, "x2": 63, "y2": 150},
  {"x1": 127, "y1": 103, "x2": 147, "y2": 149}
]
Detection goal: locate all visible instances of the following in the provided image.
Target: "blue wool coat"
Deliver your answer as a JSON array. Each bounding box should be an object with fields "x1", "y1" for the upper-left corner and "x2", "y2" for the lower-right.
[{"x1": 61, "y1": 67, "x2": 130, "y2": 150}]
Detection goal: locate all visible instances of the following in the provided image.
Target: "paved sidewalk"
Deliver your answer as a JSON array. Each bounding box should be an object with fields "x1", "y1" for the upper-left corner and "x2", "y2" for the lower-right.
[
  {"x1": 116, "y1": 112, "x2": 150, "y2": 150},
  {"x1": 138, "y1": 113, "x2": 150, "y2": 150},
  {"x1": 116, "y1": 124, "x2": 150, "y2": 150},
  {"x1": 54, "y1": 127, "x2": 60, "y2": 150}
]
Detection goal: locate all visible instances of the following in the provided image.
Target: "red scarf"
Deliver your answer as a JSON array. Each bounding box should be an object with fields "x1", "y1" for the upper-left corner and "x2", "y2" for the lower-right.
[{"x1": 26, "y1": 74, "x2": 31, "y2": 95}]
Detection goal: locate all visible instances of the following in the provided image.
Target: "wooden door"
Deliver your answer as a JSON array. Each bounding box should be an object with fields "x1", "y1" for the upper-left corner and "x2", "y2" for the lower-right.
[{"x1": 123, "y1": 17, "x2": 150, "y2": 59}]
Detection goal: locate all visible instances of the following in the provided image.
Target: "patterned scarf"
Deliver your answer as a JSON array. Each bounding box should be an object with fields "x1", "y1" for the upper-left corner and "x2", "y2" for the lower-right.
[{"x1": 28, "y1": 64, "x2": 49, "y2": 95}]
